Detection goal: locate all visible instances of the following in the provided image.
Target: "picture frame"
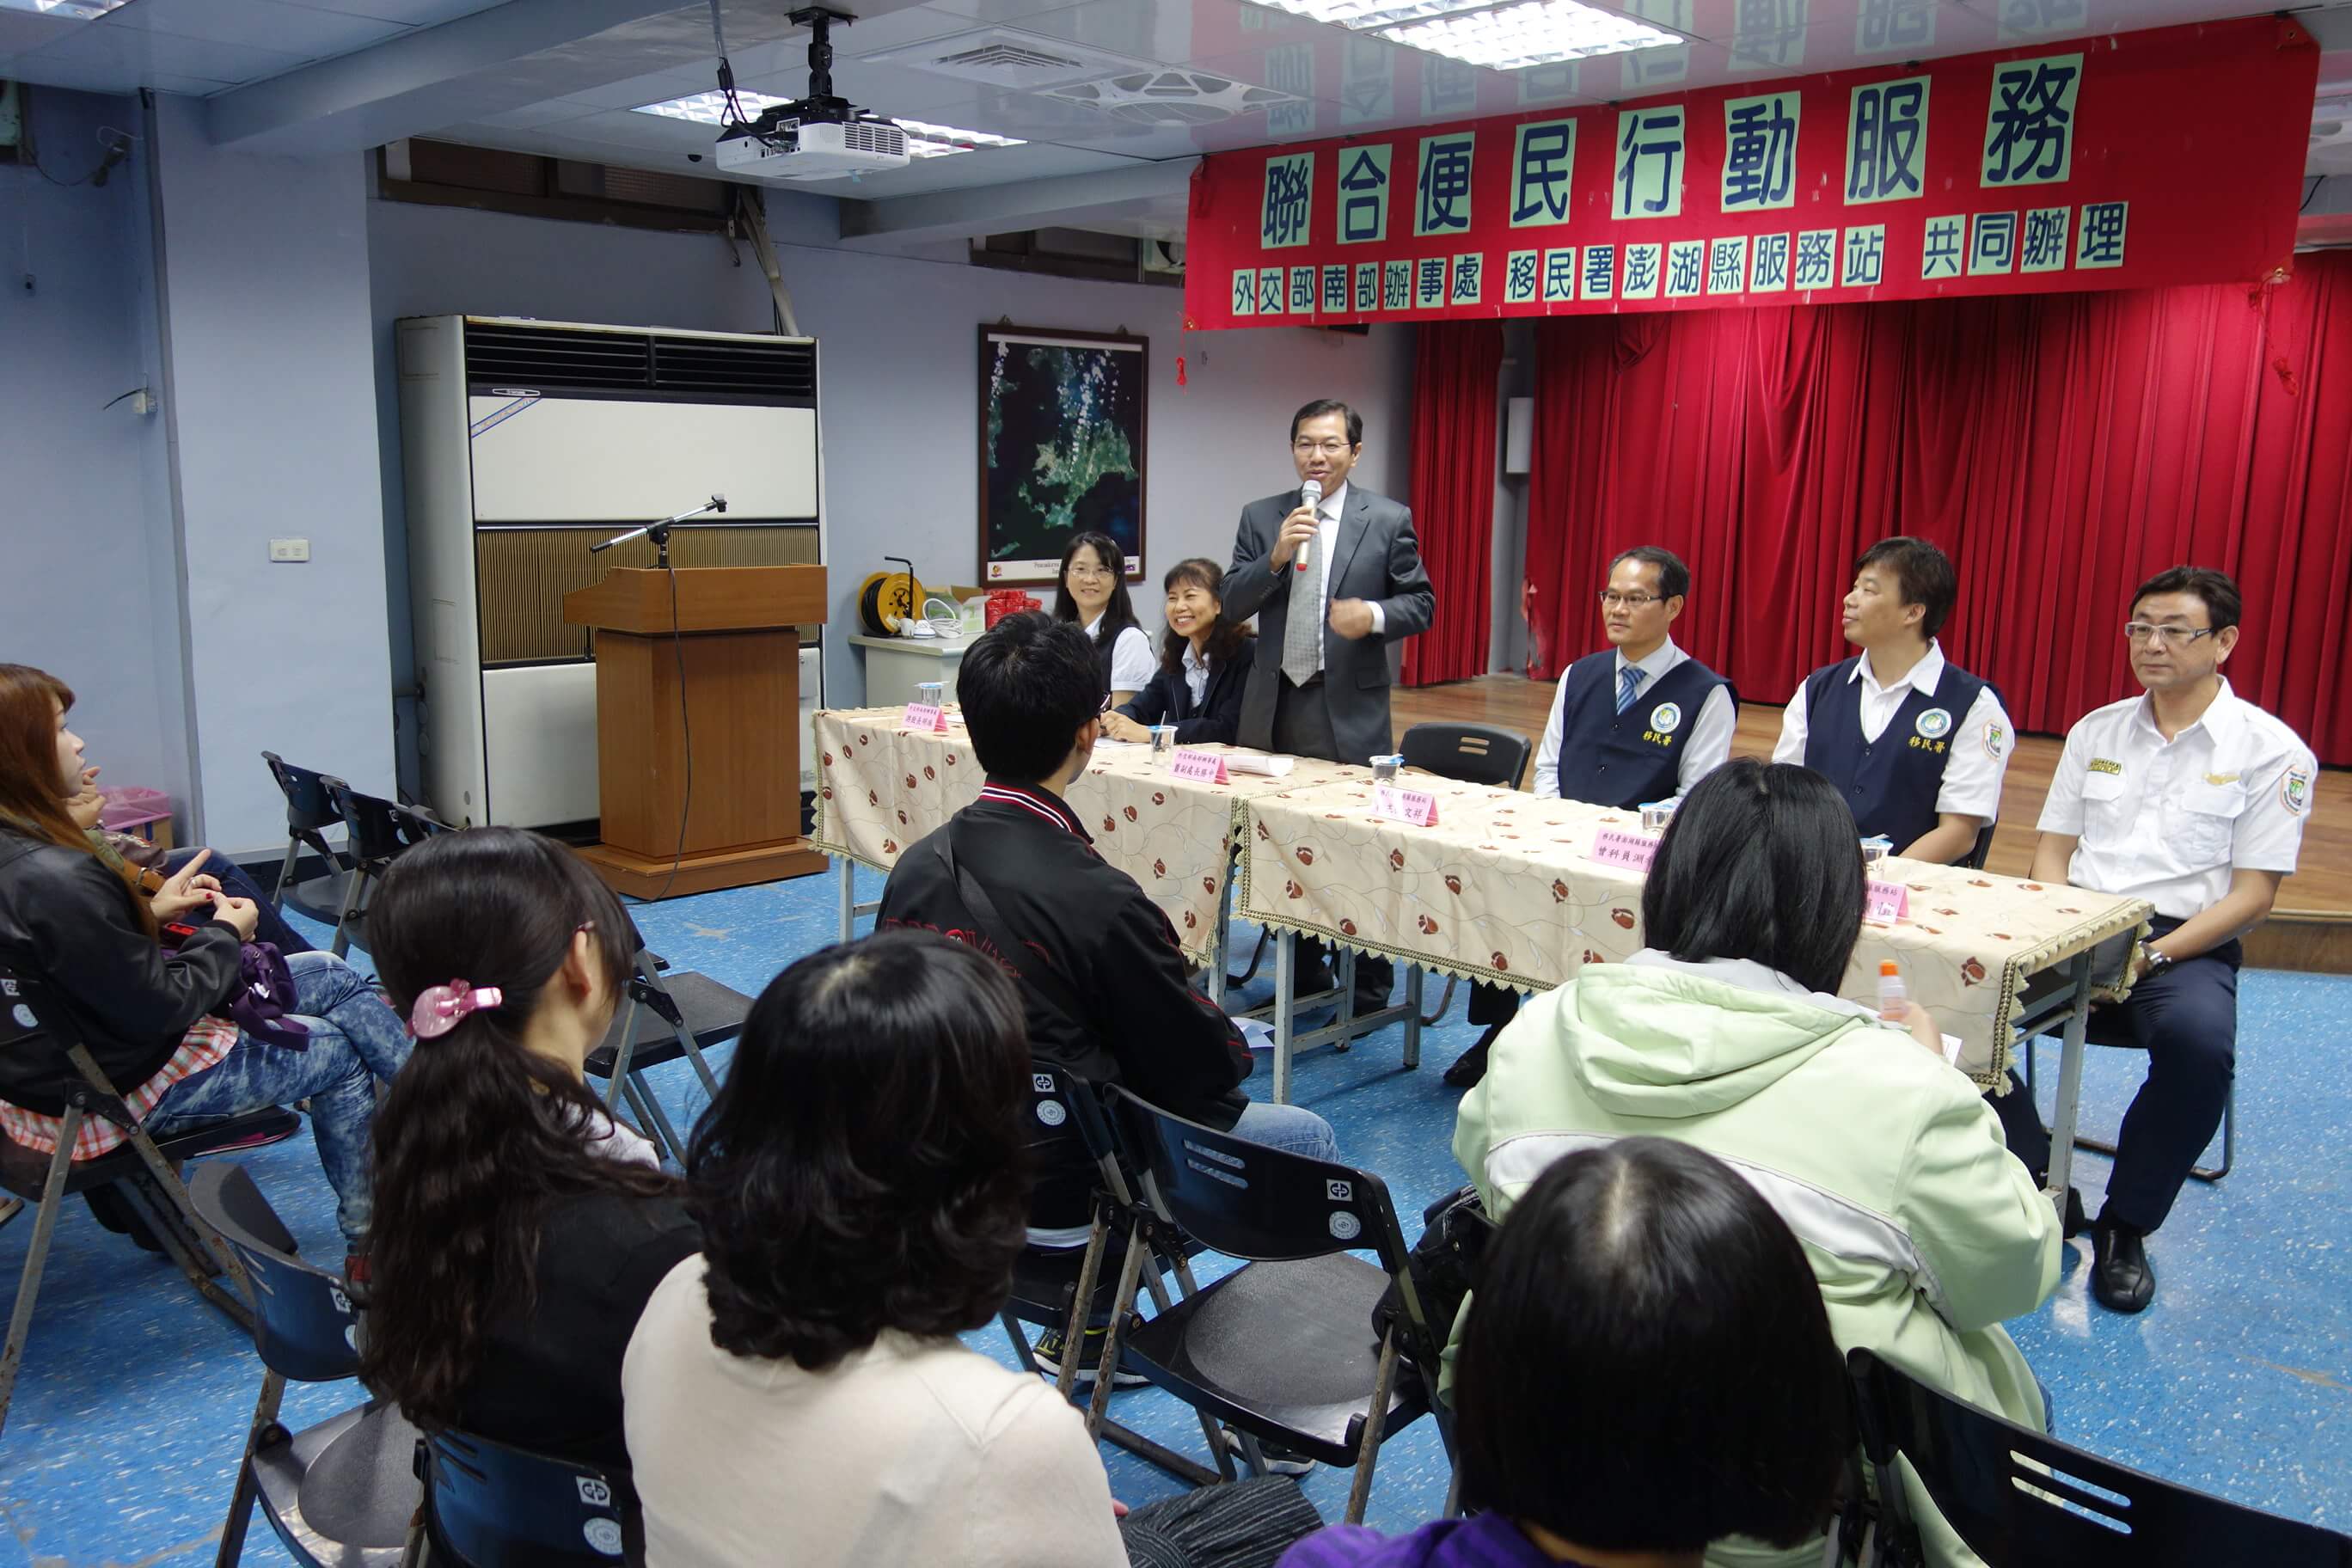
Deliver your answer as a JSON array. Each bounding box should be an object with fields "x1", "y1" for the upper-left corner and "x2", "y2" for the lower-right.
[{"x1": 977, "y1": 325, "x2": 1148, "y2": 587}]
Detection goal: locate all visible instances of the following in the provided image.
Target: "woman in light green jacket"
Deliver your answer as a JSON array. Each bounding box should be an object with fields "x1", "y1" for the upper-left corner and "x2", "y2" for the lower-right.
[{"x1": 1453, "y1": 759, "x2": 2061, "y2": 1568}]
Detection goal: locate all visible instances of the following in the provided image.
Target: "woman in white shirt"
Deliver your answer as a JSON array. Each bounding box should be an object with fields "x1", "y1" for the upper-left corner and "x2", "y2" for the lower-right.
[
  {"x1": 1053, "y1": 530, "x2": 1155, "y2": 706},
  {"x1": 622, "y1": 928, "x2": 1128, "y2": 1568}
]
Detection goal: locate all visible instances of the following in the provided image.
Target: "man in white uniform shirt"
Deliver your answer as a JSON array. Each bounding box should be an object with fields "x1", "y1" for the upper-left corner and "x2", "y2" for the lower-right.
[{"x1": 2013, "y1": 567, "x2": 2315, "y2": 1314}]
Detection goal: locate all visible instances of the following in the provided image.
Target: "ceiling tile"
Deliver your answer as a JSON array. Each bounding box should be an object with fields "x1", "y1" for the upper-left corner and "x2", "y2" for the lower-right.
[
  {"x1": 21, "y1": 23, "x2": 312, "y2": 84},
  {"x1": 288, "y1": 0, "x2": 518, "y2": 24},
  {"x1": 0, "y1": 9, "x2": 81, "y2": 61},
  {"x1": 101, "y1": 0, "x2": 409, "y2": 56}
]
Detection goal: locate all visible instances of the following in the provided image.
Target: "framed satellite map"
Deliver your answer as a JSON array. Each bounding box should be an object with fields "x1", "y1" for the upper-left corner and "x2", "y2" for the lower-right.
[{"x1": 978, "y1": 326, "x2": 1148, "y2": 586}]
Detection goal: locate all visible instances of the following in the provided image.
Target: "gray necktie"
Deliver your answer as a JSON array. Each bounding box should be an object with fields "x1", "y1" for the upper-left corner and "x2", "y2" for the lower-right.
[{"x1": 1281, "y1": 505, "x2": 1324, "y2": 688}]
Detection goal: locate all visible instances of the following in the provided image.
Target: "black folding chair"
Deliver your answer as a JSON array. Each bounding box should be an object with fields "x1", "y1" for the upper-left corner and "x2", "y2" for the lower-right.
[
  {"x1": 261, "y1": 752, "x2": 358, "y2": 927},
  {"x1": 191, "y1": 1165, "x2": 420, "y2": 1567},
  {"x1": 0, "y1": 965, "x2": 275, "y2": 1439},
  {"x1": 1398, "y1": 722, "x2": 1534, "y2": 1028},
  {"x1": 1000, "y1": 1068, "x2": 1221, "y2": 1485},
  {"x1": 321, "y1": 781, "x2": 451, "y2": 959},
  {"x1": 416, "y1": 1426, "x2": 631, "y2": 1567},
  {"x1": 1848, "y1": 1347, "x2": 2349, "y2": 1567},
  {"x1": 585, "y1": 922, "x2": 749, "y2": 1166},
  {"x1": 1099, "y1": 1087, "x2": 1453, "y2": 1524}
]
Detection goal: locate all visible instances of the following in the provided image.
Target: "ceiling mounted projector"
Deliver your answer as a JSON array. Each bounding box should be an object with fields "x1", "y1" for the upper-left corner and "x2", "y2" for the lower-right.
[{"x1": 714, "y1": 8, "x2": 912, "y2": 181}]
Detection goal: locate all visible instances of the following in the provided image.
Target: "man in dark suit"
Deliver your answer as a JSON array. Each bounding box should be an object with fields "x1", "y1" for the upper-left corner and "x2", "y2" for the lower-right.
[{"x1": 1224, "y1": 399, "x2": 1435, "y2": 1008}]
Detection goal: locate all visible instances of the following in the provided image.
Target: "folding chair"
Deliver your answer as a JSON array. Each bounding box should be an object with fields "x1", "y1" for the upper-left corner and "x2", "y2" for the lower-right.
[
  {"x1": 1100, "y1": 1087, "x2": 1453, "y2": 1524},
  {"x1": 0, "y1": 965, "x2": 271, "y2": 1438},
  {"x1": 320, "y1": 781, "x2": 451, "y2": 958},
  {"x1": 585, "y1": 922, "x2": 749, "y2": 1165},
  {"x1": 2023, "y1": 1014, "x2": 2234, "y2": 1183},
  {"x1": 1399, "y1": 722, "x2": 1534, "y2": 1028},
  {"x1": 260, "y1": 752, "x2": 357, "y2": 927},
  {"x1": 191, "y1": 1165, "x2": 420, "y2": 1568},
  {"x1": 999, "y1": 1067, "x2": 1221, "y2": 1486},
  {"x1": 415, "y1": 1426, "x2": 632, "y2": 1567},
  {"x1": 1847, "y1": 1347, "x2": 2349, "y2": 1566}
]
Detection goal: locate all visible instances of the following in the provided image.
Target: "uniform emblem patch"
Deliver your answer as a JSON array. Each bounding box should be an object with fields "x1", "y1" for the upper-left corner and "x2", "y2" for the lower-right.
[
  {"x1": 1984, "y1": 722, "x2": 2007, "y2": 759},
  {"x1": 1649, "y1": 701, "x2": 1682, "y2": 734},
  {"x1": 1914, "y1": 707, "x2": 1952, "y2": 740},
  {"x1": 2283, "y1": 769, "x2": 2312, "y2": 816}
]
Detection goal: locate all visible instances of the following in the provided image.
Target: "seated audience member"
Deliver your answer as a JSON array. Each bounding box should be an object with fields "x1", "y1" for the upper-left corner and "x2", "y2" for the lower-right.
[
  {"x1": 624, "y1": 930, "x2": 1131, "y2": 1567},
  {"x1": 1282, "y1": 1138, "x2": 1848, "y2": 1568},
  {"x1": 880, "y1": 611, "x2": 1335, "y2": 1381},
  {"x1": 1773, "y1": 536, "x2": 2015, "y2": 867},
  {"x1": 1455, "y1": 758, "x2": 2058, "y2": 1568},
  {"x1": 359, "y1": 827, "x2": 693, "y2": 1512},
  {"x1": 1056, "y1": 530, "x2": 1155, "y2": 706},
  {"x1": 65, "y1": 751, "x2": 310, "y2": 954},
  {"x1": 0, "y1": 665, "x2": 409, "y2": 1278},
  {"x1": 2002, "y1": 567, "x2": 2315, "y2": 1314},
  {"x1": 1100, "y1": 557, "x2": 1251, "y2": 748}
]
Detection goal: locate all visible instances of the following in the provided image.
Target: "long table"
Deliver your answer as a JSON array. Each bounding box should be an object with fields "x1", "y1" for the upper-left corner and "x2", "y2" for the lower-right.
[{"x1": 1236, "y1": 772, "x2": 2153, "y2": 1217}]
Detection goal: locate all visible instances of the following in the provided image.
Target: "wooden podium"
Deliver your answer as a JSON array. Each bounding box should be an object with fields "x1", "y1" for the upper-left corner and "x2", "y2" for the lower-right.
[{"x1": 562, "y1": 565, "x2": 830, "y2": 898}]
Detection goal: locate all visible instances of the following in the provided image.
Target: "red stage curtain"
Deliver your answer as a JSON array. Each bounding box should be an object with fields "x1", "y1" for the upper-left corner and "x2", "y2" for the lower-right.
[
  {"x1": 1402, "y1": 322, "x2": 1505, "y2": 687},
  {"x1": 1523, "y1": 253, "x2": 2352, "y2": 763}
]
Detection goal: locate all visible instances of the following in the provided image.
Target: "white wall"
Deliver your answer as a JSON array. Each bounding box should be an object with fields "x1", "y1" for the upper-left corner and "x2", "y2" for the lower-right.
[
  {"x1": 147, "y1": 96, "x2": 395, "y2": 853},
  {"x1": 0, "y1": 88, "x2": 185, "y2": 811},
  {"x1": 364, "y1": 196, "x2": 1417, "y2": 736}
]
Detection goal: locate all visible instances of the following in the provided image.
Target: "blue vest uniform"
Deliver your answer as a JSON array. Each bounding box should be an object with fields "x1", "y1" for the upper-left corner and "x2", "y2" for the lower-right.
[
  {"x1": 1799, "y1": 657, "x2": 1988, "y2": 850},
  {"x1": 1553, "y1": 652, "x2": 1736, "y2": 811}
]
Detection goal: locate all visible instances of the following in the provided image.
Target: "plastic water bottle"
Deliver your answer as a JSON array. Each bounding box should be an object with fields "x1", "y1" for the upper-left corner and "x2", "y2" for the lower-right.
[{"x1": 1877, "y1": 959, "x2": 1906, "y2": 1021}]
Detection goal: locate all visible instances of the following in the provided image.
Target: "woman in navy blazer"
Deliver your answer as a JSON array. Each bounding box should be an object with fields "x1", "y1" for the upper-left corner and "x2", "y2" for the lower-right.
[{"x1": 1101, "y1": 559, "x2": 1253, "y2": 748}]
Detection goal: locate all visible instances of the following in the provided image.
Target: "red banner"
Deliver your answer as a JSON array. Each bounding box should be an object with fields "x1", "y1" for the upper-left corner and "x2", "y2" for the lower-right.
[{"x1": 1182, "y1": 16, "x2": 2316, "y2": 330}]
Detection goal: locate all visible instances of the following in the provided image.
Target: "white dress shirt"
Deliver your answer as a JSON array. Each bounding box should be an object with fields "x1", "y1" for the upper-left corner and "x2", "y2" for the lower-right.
[
  {"x1": 2037, "y1": 679, "x2": 2315, "y2": 921},
  {"x1": 1772, "y1": 640, "x2": 2014, "y2": 822},
  {"x1": 1082, "y1": 613, "x2": 1156, "y2": 692},
  {"x1": 1181, "y1": 641, "x2": 1210, "y2": 707},
  {"x1": 1295, "y1": 481, "x2": 1382, "y2": 673},
  {"x1": 1533, "y1": 637, "x2": 1736, "y2": 798}
]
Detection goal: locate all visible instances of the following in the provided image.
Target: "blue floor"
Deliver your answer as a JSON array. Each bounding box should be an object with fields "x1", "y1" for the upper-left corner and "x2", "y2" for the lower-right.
[{"x1": 1, "y1": 864, "x2": 2345, "y2": 1563}]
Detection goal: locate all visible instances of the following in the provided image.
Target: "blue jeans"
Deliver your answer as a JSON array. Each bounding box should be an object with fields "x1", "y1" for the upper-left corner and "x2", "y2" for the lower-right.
[
  {"x1": 145, "y1": 951, "x2": 411, "y2": 1246},
  {"x1": 1228, "y1": 1098, "x2": 1340, "y2": 1162}
]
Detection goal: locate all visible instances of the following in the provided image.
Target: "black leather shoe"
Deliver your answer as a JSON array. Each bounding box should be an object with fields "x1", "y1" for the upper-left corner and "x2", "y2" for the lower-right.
[
  {"x1": 1444, "y1": 1024, "x2": 1504, "y2": 1089},
  {"x1": 2092, "y1": 1222, "x2": 2154, "y2": 1314}
]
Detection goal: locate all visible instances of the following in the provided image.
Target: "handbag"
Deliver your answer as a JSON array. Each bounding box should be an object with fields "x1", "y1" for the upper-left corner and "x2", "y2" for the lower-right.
[{"x1": 157, "y1": 920, "x2": 311, "y2": 1051}]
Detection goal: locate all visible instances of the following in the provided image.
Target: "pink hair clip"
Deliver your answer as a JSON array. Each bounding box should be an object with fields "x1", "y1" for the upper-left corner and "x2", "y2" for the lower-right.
[{"x1": 409, "y1": 980, "x2": 503, "y2": 1039}]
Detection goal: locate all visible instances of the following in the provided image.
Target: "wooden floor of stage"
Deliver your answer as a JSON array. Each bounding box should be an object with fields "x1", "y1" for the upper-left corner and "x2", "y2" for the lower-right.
[{"x1": 1393, "y1": 676, "x2": 2351, "y2": 971}]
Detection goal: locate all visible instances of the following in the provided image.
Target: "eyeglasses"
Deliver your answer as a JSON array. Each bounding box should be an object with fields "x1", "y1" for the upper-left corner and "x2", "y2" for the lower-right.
[
  {"x1": 2122, "y1": 622, "x2": 2216, "y2": 648},
  {"x1": 1598, "y1": 591, "x2": 1663, "y2": 609},
  {"x1": 1291, "y1": 438, "x2": 1352, "y2": 457},
  {"x1": 1067, "y1": 565, "x2": 1113, "y2": 582}
]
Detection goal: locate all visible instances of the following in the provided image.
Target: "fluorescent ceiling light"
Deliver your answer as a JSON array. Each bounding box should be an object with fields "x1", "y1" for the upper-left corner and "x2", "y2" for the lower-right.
[
  {"x1": 634, "y1": 90, "x2": 1023, "y2": 157},
  {"x1": 1375, "y1": 0, "x2": 1681, "y2": 69},
  {"x1": 2, "y1": 0, "x2": 133, "y2": 16}
]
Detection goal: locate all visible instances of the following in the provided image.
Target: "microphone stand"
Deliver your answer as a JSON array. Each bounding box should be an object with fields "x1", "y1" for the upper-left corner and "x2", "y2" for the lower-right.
[{"x1": 591, "y1": 495, "x2": 729, "y2": 568}]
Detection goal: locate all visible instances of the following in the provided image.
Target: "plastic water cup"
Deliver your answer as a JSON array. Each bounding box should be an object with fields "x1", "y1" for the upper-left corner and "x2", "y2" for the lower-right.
[
  {"x1": 915, "y1": 682, "x2": 945, "y2": 706},
  {"x1": 1370, "y1": 754, "x2": 1403, "y2": 784},
  {"x1": 1152, "y1": 726, "x2": 1177, "y2": 768},
  {"x1": 1860, "y1": 836, "x2": 1891, "y2": 867},
  {"x1": 1639, "y1": 799, "x2": 1678, "y2": 833}
]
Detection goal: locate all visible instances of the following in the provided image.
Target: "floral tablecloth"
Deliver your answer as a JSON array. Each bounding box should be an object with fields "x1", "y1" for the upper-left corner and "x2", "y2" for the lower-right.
[
  {"x1": 1237, "y1": 774, "x2": 2152, "y2": 1086},
  {"x1": 810, "y1": 709, "x2": 1354, "y2": 966}
]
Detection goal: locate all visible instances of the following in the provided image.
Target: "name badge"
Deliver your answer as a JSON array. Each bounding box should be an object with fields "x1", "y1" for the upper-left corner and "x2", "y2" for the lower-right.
[
  {"x1": 1591, "y1": 827, "x2": 1658, "y2": 873},
  {"x1": 1865, "y1": 879, "x2": 1911, "y2": 923},
  {"x1": 1171, "y1": 749, "x2": 1230, "y2": 783},
  {"x1": 900, "y1": 701, "x2": 949, "y2": 733},
  {"x1": 1371, "y1": 784, "x2": 1440, "y2": 826}
]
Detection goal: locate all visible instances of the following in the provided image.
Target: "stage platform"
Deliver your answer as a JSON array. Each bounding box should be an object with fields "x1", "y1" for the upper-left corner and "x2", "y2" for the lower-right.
[{"x1": 1394, "y1": 675, "x2": 2351, "y2": 975}]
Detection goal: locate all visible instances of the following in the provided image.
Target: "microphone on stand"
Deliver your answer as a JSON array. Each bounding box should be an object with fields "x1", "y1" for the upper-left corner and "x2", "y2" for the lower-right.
[
  {"x1": 1295, "y1": 478, "x2": 1322, "y2": 574},
  {"x1": 591, "y1": 494, "x2": 730, "y2": 565}
]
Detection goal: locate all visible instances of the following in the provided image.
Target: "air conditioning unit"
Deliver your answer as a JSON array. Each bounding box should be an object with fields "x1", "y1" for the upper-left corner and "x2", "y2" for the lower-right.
[
  {"x1": 395, "y1": 315, "x2": 826, "y2": 830},
  {"x1": 717, "y1": 117, "x2": 910, "y2": 181}
]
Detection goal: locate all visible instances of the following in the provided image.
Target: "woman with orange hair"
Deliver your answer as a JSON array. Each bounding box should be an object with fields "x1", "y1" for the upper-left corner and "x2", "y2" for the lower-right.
[{"x1": 0, "y1": 665, "x2": 410, "y2": 1278}]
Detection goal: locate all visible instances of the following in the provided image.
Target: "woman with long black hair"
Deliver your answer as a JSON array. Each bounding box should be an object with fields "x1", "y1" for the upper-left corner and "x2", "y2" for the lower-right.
[
  {"x1": 359, "y1": 827, "x2": 694, "y2": 1497},
  {"x1": 1052, "y1": 530, "x2": 1154, "y2": 705}
]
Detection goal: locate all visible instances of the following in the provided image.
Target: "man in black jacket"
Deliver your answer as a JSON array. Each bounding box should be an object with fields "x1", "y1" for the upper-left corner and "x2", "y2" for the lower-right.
[{"x1": 878, "y1": 613, "x2": 1338, "y2": 1242}]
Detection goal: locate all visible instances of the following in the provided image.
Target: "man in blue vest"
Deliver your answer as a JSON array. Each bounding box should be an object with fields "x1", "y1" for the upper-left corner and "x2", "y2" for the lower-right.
[
  {"x1": 1772, "y1": 536, "x2": 2014, "y2": 866},
  {"x1": 1444, "y1": 546, "x2": 1736, "y2": 1087}
]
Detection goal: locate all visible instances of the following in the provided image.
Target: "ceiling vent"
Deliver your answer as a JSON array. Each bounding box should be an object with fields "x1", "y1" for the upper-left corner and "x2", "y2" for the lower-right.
[
  {"x1": 866, "y1": 27, "x2": 1155, "y2": 90},
  {"x1": 1047, "y1": 70, "x2": 1305, "y2": 126}
]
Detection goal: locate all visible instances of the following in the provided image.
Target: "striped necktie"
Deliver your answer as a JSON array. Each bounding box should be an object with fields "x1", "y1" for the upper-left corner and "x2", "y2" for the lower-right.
[{"x1": 1616, "y1": 664, "x2": 1644, "y2": 714}]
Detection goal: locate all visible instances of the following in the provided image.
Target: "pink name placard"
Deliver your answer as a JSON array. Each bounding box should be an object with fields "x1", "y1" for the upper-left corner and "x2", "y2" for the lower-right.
[
  {"x1": 1371, "y1": 784, "x2": 1440, "y2": 826},
  {"x1": 1590, "y1": 828, "x2": 1658, "y2": 873},
  {"x1": 900, "y1": 702, "x2": 948, "y2": 733},
  {"x1": 1171, "y1": 749, "x2": 1230, "y2": 784},
  {"x1": 1865, "y1": 879, "x2": 1912, "y2": 923}
]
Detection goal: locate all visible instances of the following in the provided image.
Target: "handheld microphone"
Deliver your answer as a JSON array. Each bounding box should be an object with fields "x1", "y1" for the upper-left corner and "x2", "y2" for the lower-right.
[{"x1": 1295, "y1": 479, "x2": 1322, "y2": 574}]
